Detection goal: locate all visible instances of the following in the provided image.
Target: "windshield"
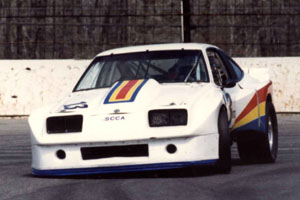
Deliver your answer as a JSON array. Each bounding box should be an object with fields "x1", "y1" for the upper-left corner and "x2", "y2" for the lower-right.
[{"x1": 74, "y1": 50, "x2": 208, "y2": 91}]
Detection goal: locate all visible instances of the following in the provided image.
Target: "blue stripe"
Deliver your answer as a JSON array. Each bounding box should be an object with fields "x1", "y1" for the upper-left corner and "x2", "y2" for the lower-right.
[
  {"x1": 232, "y1": 115, "x2": 266, "y2": 134},
  {"x1": 32, "y1": 159, "x2": 217, "y2": 176},
  {"x1": 104, "y1": 81, "x2": 123, "y2": 104},
  {"x1": 103, "y1": 79, "x2": 148, "y2": 104}
]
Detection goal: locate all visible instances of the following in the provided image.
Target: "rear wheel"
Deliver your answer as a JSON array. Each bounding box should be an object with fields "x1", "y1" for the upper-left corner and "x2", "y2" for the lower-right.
[
  {"x1": 237, "y1": 100, "x2": 278, "y2": 163},
  {"x1": 216, "y1": 107, "x2": 232, "y2": 173},
  {"x1": 261, "y1": 101, "x2": 278, "y2": 162}
]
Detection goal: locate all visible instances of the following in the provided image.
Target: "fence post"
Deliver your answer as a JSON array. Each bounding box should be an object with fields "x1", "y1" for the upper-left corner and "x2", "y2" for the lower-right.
[{"x1": 181, "y1": 0, "x2": 191, "y2": 43}]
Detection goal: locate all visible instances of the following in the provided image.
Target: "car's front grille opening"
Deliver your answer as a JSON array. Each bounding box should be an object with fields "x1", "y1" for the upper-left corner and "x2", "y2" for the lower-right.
[
  {"x1": 46, "y1": 115, "x2": 83, "y2": 134},
  {"x1": 81, "y1": 144, "x2": 149, "y2": 160}
]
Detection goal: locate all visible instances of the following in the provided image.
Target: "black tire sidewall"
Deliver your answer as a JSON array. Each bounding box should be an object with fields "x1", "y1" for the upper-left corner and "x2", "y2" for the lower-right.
[
  {"x1": 217, "y1": 107, "x2": 232, "y2": 173},
  {"x1": 264, "y1": 101, "x2": 278, "y2": 162},
  {"x1": 236, "y1": 100, "x2": 278, "y2": 163}
]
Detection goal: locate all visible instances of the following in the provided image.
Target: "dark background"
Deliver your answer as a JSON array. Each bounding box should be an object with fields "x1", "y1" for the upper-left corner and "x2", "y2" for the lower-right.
[{"x1": 0, "y1": 0, "x2": 300, "y2": 59}]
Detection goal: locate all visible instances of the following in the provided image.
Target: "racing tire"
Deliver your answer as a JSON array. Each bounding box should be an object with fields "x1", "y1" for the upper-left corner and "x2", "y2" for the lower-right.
[
  {"x1": 216, "y1": 107, "x2": 232, "y2": 173},
  {"x1": 237, "y1": 101, "x2": 278, "y2": 163}
]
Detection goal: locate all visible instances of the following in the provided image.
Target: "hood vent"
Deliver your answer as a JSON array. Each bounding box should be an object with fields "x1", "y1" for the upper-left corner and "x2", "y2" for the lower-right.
[{"x1": 46, "y1": 115, "x2": 83, "y2": 134}]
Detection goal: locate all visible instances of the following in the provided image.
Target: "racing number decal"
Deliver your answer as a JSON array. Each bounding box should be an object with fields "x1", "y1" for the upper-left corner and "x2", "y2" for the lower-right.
[{"x1": 63, "y1": 101, "x2": 88, "y2": 110}]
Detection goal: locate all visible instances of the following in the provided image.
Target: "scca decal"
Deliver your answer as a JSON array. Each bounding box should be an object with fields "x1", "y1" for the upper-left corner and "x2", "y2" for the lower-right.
[{"x1": 105, "y1": 116, "x2": 126, "y2": 121}]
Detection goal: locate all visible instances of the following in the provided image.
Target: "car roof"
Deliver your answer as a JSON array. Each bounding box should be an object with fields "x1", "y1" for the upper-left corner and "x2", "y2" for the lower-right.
[{"x1": 96, "y1": 43, "x2": 218, "y2": 57}]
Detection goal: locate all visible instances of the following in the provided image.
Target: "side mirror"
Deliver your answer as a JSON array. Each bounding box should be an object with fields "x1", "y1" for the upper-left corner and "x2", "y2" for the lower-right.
[{"x1": 223, "y1": 79, "x2": 236, "y2": 88}]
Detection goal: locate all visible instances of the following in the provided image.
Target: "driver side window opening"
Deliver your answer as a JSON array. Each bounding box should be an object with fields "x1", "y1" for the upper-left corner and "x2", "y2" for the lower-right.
[
  {"x1": 207, "y1": 49, "x2": 229, "y2": 86},
  {"x1": 217, "y1": 50, "x2": 244, "y2": 82}
]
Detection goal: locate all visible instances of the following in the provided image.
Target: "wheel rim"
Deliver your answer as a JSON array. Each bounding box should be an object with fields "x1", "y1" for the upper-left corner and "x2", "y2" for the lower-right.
[{"x1": 268, "y1": 117, "x2": 273, "y2": 151}]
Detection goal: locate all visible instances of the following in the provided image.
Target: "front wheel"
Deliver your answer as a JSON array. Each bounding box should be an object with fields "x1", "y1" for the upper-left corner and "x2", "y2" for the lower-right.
[{"x1": 216, "y1": 107, "x2": 232, "y2": 173}]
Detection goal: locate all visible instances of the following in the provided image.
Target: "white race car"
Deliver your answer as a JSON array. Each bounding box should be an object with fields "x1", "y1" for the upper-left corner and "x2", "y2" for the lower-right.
[{"x1": 29, "y1": 43, "x2": 278, "y2": 176}]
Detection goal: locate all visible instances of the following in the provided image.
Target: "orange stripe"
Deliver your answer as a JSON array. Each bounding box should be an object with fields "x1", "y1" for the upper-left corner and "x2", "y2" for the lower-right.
[
  {"x1": 257, "y1": 81, "x2": 272, "y2": 103},
  {"x1": 235, "y1": 82, "x2": 272, "y2": 124},
  {"x1": 108, "y1": 81, "x2": 128, "y2": 102},
  {"x1": 233, "y1": 104, "x2": 259, "y2": 129},
  {"x1": 235, "y1": 94, "x2": 257, "y2": 123}
]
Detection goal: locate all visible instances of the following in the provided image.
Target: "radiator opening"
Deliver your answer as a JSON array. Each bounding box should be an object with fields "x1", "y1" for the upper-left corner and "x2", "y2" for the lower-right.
[{"x1": 81, "y1": 144, "x2": 149, "y2": 160}]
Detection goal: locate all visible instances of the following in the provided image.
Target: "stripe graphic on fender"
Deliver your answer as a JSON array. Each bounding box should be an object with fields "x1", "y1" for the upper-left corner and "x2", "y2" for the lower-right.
[
  {"x1": 233, "y1": 101, "x2": 265, "y2": 129},
  {"x1": 232, "y1": 82, "x2": 271, "y2": 131},
  {"x1": 104, "y1": 79, "x2": 148, "y2": 104}
]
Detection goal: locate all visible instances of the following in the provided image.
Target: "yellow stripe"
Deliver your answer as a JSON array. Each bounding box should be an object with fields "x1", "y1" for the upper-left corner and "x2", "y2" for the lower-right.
[
  {"x1": 259, "y1": 101, "x2": 266, "y2": 116},
  {"x1": 123, "y1": 79, "x2": 144, "y2": 101},
  {"x1": 233, "y1": 101, "x2": 266, "y2": 129},
  {"x1": 109, "y1": 81, "x2": 128, "y2": 102},
  {"x1": 233, "y1": 106, "x2": 259, "y2": 129}
]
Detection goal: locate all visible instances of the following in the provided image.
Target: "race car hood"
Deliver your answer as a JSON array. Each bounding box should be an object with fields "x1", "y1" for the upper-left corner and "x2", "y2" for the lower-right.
[
  {"x1": 52, "y1": 79, "x2": 210, "y2": 115},
  {"x1": 30, "y1": 79, "x2": 221, "y2": 144}
]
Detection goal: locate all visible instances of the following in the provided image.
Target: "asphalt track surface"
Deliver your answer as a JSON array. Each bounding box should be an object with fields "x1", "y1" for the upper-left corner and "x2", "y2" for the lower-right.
[{"x1": 0, "y1": 114, "x2": 299, "y2": 200}]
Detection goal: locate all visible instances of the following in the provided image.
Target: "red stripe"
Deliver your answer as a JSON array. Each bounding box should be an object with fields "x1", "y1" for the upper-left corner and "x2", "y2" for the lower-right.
[
  {"x1": 116, "y1": 80, "x2": 139, "y2": 100},
  {"x1": 235, "y1": 94, "x2": 257, "y2": 123},
  {"x1": 235, "y1": 81, "x2": 272, "y2": 123},
  {"x1": 257, "y1": 81, "x2": 272, "y2": 103}
]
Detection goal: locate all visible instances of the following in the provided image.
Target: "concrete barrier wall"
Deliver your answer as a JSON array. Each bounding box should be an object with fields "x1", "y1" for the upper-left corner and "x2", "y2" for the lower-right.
[
  {"x1": 0, "y1": 60, "x2": 90, "y2": 116},
  {"x1": 0, "y1": 58, "x2": 299, "y2": 116},
  {"x1": 234, "y1": 57, "x2": 300, "y2": 113}
]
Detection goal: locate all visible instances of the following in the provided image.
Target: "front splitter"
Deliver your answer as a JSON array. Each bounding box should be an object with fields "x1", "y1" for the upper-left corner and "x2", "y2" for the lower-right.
[{"x1": 32, "y1": 159, "x2": 217, "y2": 176}]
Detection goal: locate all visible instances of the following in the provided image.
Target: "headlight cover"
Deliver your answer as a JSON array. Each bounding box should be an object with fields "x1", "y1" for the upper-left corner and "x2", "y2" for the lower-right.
[
  {"x1": 46, "y1": 115, "x2": 83, "y2": 133},
  {"x1": 148, "y1": 109, "x2": 188, "y2": 127}
]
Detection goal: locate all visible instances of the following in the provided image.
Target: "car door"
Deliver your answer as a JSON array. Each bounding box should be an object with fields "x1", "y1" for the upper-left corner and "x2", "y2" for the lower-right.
[{"x1": 206, "y1": 48, "x2": 260, "y2": 133}]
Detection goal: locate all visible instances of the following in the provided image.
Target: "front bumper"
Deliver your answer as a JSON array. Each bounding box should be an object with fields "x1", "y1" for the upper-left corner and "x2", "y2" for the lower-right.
[
  {"x1": 32, "y1": 134, "x2": 218, "y2": 176},
  {"x1": 32, "y1": 160, "x2": 217, "y2": 176}
]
